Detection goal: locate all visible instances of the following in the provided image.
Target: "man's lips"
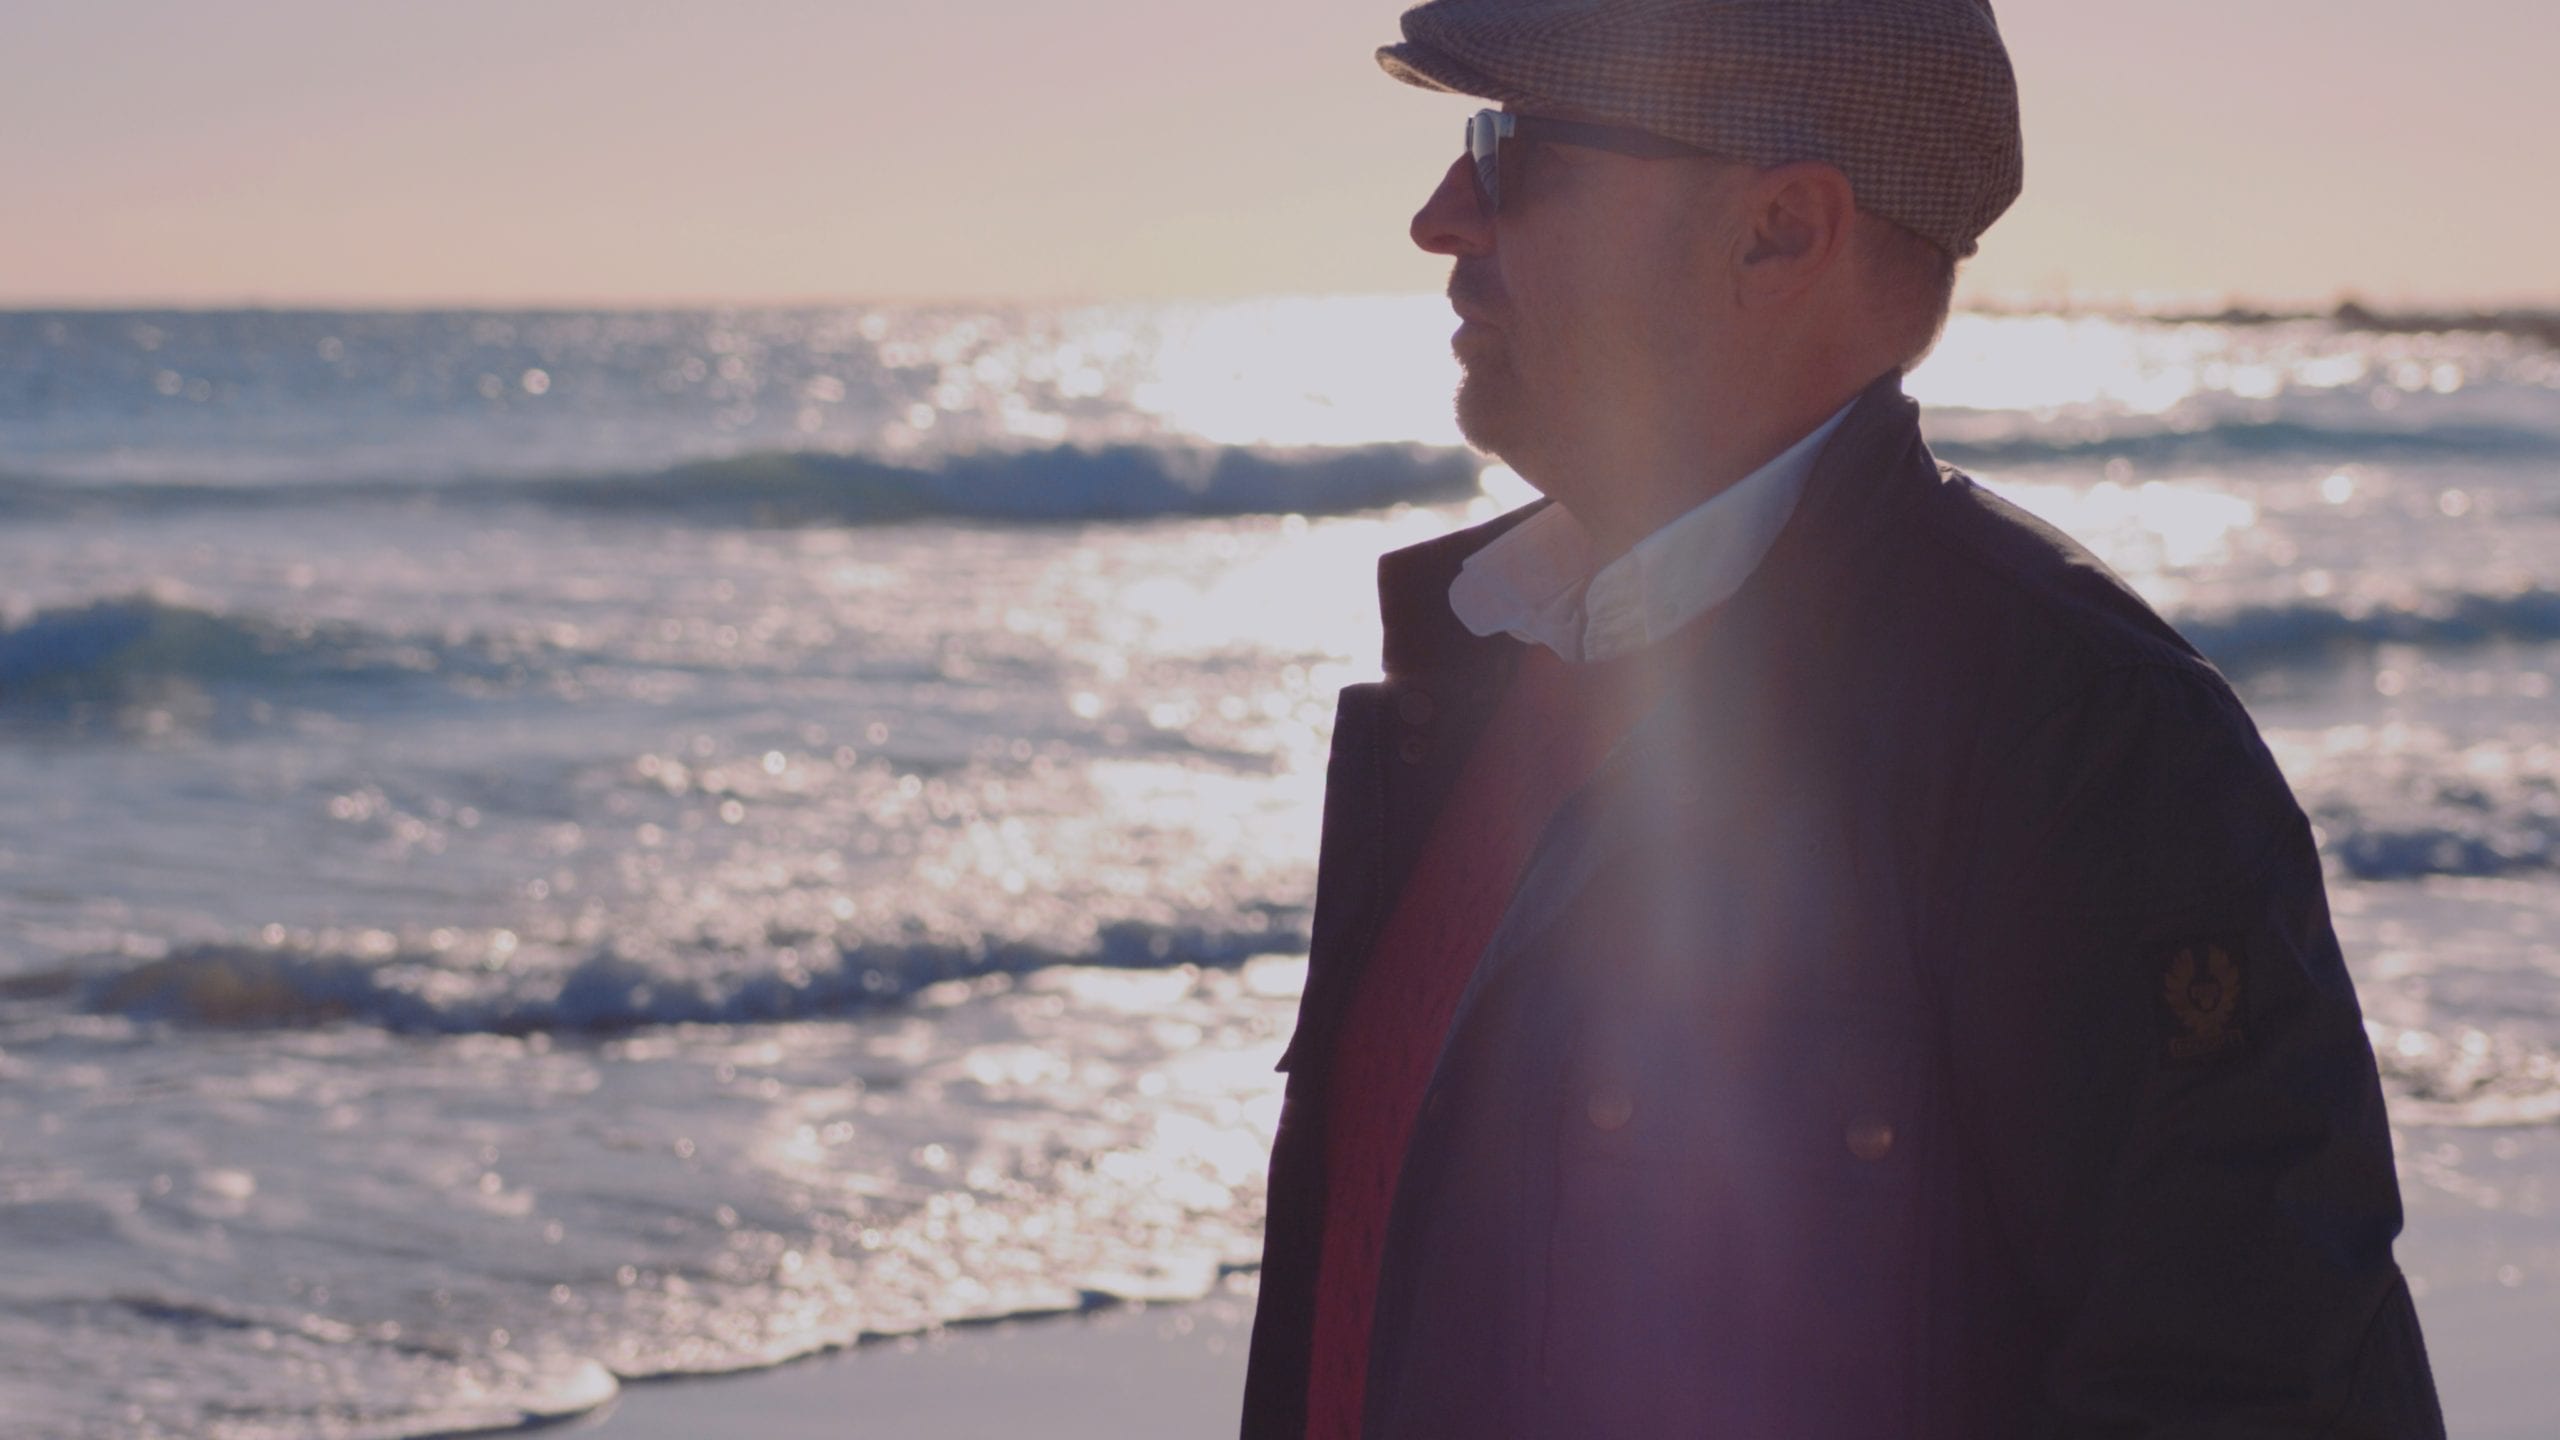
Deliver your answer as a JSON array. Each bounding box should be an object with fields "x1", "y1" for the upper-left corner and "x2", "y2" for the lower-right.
[
  {"x1": 1447, "y1": 267, "x2": 1503, "y2": 329},
  {"x1": 1450, "y1": 317, "x2": 1503, "y2": 364}
]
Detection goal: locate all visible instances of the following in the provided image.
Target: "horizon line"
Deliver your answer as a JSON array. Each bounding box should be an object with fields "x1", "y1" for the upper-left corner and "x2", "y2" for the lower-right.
[{"x1": 7, "y1": 289, "x2": 2560, "y2": 321}]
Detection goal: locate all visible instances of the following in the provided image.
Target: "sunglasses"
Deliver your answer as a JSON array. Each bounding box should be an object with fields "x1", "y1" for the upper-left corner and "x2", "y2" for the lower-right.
[{"x1": 1465, "y1": 108, "x2": 1725, "y2": 212}]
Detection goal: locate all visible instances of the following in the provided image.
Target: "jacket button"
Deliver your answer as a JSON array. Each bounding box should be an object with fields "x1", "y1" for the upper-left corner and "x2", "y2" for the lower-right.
[
  {"x1": 1586, "y1": 1088, "x2": 1635, "y2": 1132},
  {"x1": 1398, "y1": 738, "x2": 1427, "y2": 764},
  {"x1": 1396, "y1": 690, "x2": 1436, "y2": 725},
  {"x1": 1846, "y1": 1117, "x2": 1896, "y2": 1161}
]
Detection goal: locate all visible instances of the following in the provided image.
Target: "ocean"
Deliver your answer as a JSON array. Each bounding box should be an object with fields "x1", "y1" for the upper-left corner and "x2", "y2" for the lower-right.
[{"x1": 2, "y1": 301, "x2": 2555, "y2": 1437}]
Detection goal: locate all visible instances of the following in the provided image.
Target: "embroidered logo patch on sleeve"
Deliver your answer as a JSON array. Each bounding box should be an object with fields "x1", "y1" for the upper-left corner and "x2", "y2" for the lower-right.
[{"x1": 2160, "y1": 942, "x2": 2247, "y2": 1063}]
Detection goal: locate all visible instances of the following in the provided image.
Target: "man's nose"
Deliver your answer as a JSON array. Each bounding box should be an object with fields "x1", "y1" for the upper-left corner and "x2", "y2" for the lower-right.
[{"x1": 1411, "y1": 154, "x2": 1493, "y2": 256}]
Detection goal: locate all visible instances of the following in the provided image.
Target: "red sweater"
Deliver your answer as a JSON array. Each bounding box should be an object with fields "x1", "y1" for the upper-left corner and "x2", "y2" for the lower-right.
[{"x1": 1304, "y1": 645, "x2": 1658, "y2": 1438}]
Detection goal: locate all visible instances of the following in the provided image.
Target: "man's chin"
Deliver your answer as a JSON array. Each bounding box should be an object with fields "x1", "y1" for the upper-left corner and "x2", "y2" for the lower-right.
[{"x1": 1453, "y1": 368, "x2": 1527, "y2": 464}]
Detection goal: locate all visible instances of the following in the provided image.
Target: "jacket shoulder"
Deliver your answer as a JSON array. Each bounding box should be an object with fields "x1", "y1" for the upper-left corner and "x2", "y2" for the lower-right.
[
  {"x1": 1789, "y1": 456, "x2": 2286, "y2": 825},
  {"x1": 1891, "y1": 462, "x2": 2227, "y2": 698}
]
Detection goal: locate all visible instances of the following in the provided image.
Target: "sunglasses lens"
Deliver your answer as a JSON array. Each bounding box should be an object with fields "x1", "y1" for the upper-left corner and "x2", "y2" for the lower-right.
[{"x1": 1467, "y1": 113, "x2": 1502, "y2": 210}]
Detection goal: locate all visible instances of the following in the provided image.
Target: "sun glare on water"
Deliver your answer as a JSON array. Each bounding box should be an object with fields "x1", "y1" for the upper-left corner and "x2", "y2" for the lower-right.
[{"x1": 1126, "y1": 295, "x2": 1470, "y2": 449}]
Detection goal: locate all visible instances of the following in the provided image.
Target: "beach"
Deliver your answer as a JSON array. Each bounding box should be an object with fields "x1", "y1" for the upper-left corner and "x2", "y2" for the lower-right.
[
  {"x1": 574, "y1": 1278, "x2": 1255, "y2": 1439},
  {"x1": 2398, "y1": 1126, "x2": 2560, "y2": 1439},
  {"x1": 3, "y1": 301, "x2": 2557, "y2": 1436}
]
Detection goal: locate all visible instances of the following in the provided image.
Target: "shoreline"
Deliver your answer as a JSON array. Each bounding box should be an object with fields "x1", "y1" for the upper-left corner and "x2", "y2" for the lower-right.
[{"x1": 561, "y1": 1277, "x2": 1257, "y2": 1440}]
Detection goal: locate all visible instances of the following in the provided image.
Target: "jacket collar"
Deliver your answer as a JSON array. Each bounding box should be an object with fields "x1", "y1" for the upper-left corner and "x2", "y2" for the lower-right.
[
  {"x1": 1447, "y1": 401, "x2": 1855, "y2": 663},
  {"x1": 1373, "y1": 370, "x2": 1932, "y2": 680},
  {"x1": 1375, "y1": 500, "x2": 1551, "y2": 680}
]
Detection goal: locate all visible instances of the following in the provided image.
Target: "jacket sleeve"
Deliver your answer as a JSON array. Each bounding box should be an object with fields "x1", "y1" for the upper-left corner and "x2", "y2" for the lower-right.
[{"x1": 1943, "y1": 661, "x2": 2443, "y2": 1437}]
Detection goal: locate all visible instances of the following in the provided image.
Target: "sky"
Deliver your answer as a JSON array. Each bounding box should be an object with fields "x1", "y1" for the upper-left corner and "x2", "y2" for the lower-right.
[{"x1": 4, "y1": 0, "x2": 2555, "y2": 308}]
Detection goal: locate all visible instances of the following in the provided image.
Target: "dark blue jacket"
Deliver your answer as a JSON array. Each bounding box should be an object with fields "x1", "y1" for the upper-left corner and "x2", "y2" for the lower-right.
[{"x1": 1242, "y1": 374, "x2": 2443, "y2": 1437}]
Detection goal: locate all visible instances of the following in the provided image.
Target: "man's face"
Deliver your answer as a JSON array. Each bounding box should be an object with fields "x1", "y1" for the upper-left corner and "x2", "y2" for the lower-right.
[{"x1": 1413, "y1": 108, "x2": 1745, "y2": 494}]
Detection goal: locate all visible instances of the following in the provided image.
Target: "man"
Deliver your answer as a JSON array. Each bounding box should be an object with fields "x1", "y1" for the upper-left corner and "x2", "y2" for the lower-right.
[{"x1": 1241, "y1": 0, "x2": 2446, "y2": 1436}]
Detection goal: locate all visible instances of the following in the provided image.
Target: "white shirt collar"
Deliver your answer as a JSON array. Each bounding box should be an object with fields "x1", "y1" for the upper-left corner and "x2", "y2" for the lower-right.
[{"x1": 1447, "y1": 402, "x2": 1855, "y2": 662}]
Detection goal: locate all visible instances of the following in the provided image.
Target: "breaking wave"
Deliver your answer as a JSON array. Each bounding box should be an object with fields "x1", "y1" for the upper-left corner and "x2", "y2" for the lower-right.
[
  {"x1": 2368, "y1": 1019, "x2": 2560, "y2": 1129},
  {"x1": 2295, "y1": 743, "x2": 2560, "y2": 882},
  {"x1": 2324, "y1": 820, "x2": 2560, "y2": 882},
  {"x1": 2182, "y1": 587, "x2": 2560, "y2": 677},
  {"x1": 33, "y1": 741, "x2": 2559, "y2": 1039},
  {"x1": 55, "y1": 918, "x2": 1305, "y2": 1036},
  {"x1": 1934, "y1": 415, "x2": 2560, "y2": 471},
  {"x1": 528, "y1": 441, "x2": 1482, "y2": 522},
  {"x1": 0, "y1": 441, "x2": 1483, "y2": 526},
  {"x1": 11, "y1": 582, "x2": 2553, "y2": 723},
  {"x1": 0, "y1": 596, "x2": 545, "y2": 706}
]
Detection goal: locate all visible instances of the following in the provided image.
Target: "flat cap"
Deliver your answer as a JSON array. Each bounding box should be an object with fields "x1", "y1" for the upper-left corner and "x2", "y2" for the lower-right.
[{"x1": 1378, "y1": 0, "x2": 2023, "y2": 258}]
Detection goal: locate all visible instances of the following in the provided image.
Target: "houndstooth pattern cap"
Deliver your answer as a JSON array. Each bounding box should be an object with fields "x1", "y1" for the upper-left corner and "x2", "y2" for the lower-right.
[{"x1": 1378, "y1": 0, "x2": 2023, "y2": 259}]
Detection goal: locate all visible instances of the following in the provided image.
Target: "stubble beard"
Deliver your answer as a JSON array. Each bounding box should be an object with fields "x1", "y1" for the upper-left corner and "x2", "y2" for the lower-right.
[
  {"x1": 1447, "y1": 263, "x2": 1538, "y2": 470},
  {"x1": 1452, "y1": 340, "x2": 1530, "y2": 469}
]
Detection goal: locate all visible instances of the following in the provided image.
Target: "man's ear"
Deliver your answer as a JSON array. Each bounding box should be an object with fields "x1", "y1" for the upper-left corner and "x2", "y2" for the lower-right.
[{"x1": 1736, "y1": 162, "x2": 1858, "y2": 300}]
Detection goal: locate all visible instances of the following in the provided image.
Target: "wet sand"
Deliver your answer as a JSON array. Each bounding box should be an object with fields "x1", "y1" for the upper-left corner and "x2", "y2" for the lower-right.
[{"x1": 570, "y1": 1280, "x2": 1255, "y2": 1440}]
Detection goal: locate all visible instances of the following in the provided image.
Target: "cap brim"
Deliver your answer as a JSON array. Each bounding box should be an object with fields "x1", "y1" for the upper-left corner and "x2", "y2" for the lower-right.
[{"x1": 1376, "y1": 41, "x2": 1538, "y2": 106}]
